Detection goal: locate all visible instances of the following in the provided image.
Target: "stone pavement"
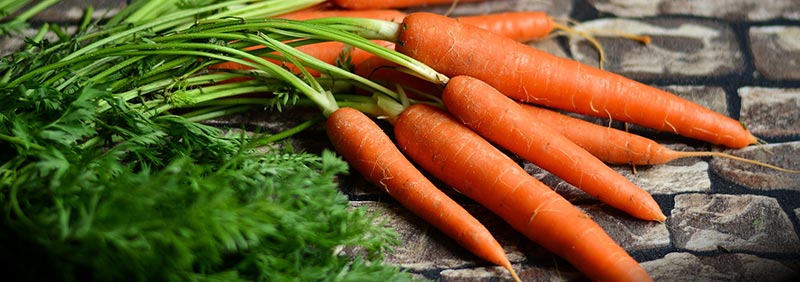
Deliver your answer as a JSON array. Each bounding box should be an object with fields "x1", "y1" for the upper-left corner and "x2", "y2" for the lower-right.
[{"x1": 4, "y1": 1, "x2": 799, "y2": 281}]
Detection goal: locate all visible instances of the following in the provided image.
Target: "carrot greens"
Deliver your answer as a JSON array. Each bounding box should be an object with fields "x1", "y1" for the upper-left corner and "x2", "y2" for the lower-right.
[{"x1": 1, "y1": 1, "x2": 425, "y2": 281}]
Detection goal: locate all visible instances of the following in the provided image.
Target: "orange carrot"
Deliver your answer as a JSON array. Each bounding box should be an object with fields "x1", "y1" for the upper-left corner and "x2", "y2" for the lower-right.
[
  {"x1": 442, "y1": 75, "x2": 665, "y2": 221},
  {"x1": 210, "y1": 9, "x2": 403, "y2": 76},
  {"x1": 520, "y1": 103, "x2": 800, "y2": 172},
  {"x1": 394, "y1": 12, "x2": 757, "y2": 148},
  {"x1": 326, "y1": 107, "x2": 520, "y2": 281},
  {"x1": 457, "y1": 11, "x2": 556, "y2": 42},
  {"x1": 333, "y1": 0, "x2": 483, "y2": 10},
  {"x1": 354, "y1": 54, "x2": 443, "y2": 97},
  {"x1": 394, "y1": 104, "x2": 652, "y2": 282}
]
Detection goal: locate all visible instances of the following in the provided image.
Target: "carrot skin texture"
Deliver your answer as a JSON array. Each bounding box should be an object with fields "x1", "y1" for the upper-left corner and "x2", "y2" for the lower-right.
[
  {"x1": 457, "y1": 11, "x2": 555, "y2": 42},
  {"x1": 326, "y1": 108, "x2": 515, "y2": 275},
  {"x1": 521, "y1": 104, "x2": 681, "y2": 165},
  {"x1": 395, "y1": 12, "x2": 757, "y2": 148},
  {"x1": 394, "y1": 104, "x2": 652, "y2": 282},
  {"x1": 442, "y1": 76, "x2": 665, "y2": 221}
]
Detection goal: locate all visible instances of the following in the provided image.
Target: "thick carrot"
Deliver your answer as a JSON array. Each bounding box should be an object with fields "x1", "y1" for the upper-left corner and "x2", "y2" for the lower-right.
[
  {"x1": 353, "y1": 11, "x2": 566, "y2": 94},
  {"x1": 394, "y1": 104, "x2": 652, "y2": 282},
  {"x1": 332, "y1": 0, "x2": 483, "y2": 10},
  {"x1": 521, "y1": 103, "x2": 800, "y2": 172},
  {"x1": 326, "y1": 107, "x2": 520, "y2": 281},
  {"x1": 394, "y1": 12, "x2": 757, "y2": 148},
  {"x1": 442, "y1": 75, "x2": 665, "y2": 221}
]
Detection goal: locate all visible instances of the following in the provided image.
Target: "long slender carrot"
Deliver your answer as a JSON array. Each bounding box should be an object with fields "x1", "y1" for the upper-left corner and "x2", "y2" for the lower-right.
[
  {"x1": 457, "y1": 11, "x2": 556, "y2": 42},
  {"x1": 394, "y1": 104, "x2": 652, "y2": 282},
  {"x1": 210, "y1": 9, "x2": 404, "y2": 76},
  {"x1": 332, "y1": 0, "x2": 483, "y2": 10},
  {"x1": 442, "y1": 75, "x2": 665, "y2": 221},
  {"x1": 521, "y1": 103, "x2": 800, "y2": 172},
  {"x1": 394, "y1": 12, "x2": 757, "y2": 148},
  {"x1": 326, "y1": 107, "x2": 520, "y2": 281}
]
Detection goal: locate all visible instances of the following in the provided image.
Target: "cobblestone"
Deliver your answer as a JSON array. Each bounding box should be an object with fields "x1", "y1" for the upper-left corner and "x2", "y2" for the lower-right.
[
  {"x1": 642, "y1": 252, "x2": 799, "y2": 282},
  {"x1": 711, "y1": 141, "x2": 800, "y2": 191},
  {"x1": 739, "y1": 87, "x2": 800, "y2": 139},
  {"x1": 570, "y1": 18, "x2": 745, "y2": 79},
  {"x1": 670, "y1": 193, "x2": 800, "y2": 253},
  {"x1": 750, "y1": 26, "x2": 800, "y2": 80},
  {"x1": 587, "y1": 0, "x2": 800, "y2": 21}
]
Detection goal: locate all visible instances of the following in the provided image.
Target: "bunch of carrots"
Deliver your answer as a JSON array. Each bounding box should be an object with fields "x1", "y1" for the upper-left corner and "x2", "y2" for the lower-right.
[{"x1": 204, "y1": 1, "x2": 797, "y2": 281}]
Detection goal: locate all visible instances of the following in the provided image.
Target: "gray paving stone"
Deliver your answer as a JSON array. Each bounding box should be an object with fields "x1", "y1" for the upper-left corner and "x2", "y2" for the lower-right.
[
  {"x1": 569, "y1": 18, "x2": 744, "y2": 79},
  {"x1": 347, "y1": 201, "x2": 528, "y2": 272},
  {"x1": 642, "y1": 252, "x2": 800, "y2": 282},
  {"x1": 587, "y1": 0, "x2": 800, "y2": 21},
  {"x1": 439, "y1": 267, "x2": 517, "y2": 282},
  {"x1": 347, "y1": 201, "x2": 480, "y2": 271},
  {"x1": 403, "y1": 0, "x2": 572, "y2": 18},
  {"x1": 578, "y1": 204, "x2": 671, "y2": 251},
  {"x1": 710, "y1": 141, "x2": 800, "y2": 191},
  {"x1": 750, "y1": 26, "x2": 800, "y2": 81},
  {"x1": 670, "y1": 193, "x2": 800, "y2": 253},
  {"x1": 524, "y1": 157, "x2": 710, "y2": 201},
  {"x1": 621, "y1": 161, "x2": 712, "y2": 195},
  {"x1": 439, "y1": 264, "x2": 582, "y2": 282},
  {"x1": 739, "y1": 87, "x2": 800, "y2": 139}
]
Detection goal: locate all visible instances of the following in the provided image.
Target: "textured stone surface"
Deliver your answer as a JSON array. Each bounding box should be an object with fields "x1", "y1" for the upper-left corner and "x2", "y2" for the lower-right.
[
  {"x1": 710, "y1": 141, "x2": 800, "y2": 191},
  {"x1": 621, "y1": 161, "x2": 712, "y2": 195},
  {"x1": 578, "y1": 204, "x2": 671, "y2": 251},
  {"x1": 587, "y1": 0, "x2": 800, "y2": 21},
  {"x1": 642, "y1": 252, "x2": 800, "y2": 282},
  {"x1": 750, "y1": 26, "x2": 800, "y2": 80},
  {"x1": 739, "y1": 87, "x2": 800, "y2": 139},
  {"x1": 348, "y1": 201, "x2": 481, "y2": 271},
  {"x1": 524, "y1": 158, "x2": 710, "y2": 200},
  {"x1": 570, "y1": 18, "x2": 744, "y2": 79},
  {"x1": 402, "y1": 0, "x2": 573, "y2": 18},
  {"x1": 671, "y1": 194, "x2": 800, "y2": 253}
]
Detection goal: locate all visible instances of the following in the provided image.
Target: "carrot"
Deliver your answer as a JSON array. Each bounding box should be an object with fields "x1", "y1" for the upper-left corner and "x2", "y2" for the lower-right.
[
  {"x1": 210, "y1": 9, "x2": 404, "y2": 76},
  {"x1": 394, "y1": 104, "x2": 652, "y2": 282},
  {"x1": 326, "y1": 107, "x2": 520, "y2": 281},
  {"x1": 442, "y1": 75, "x2": 666, "y2": 221},
  {"x1": 332, "y1": 0, "x2": 483, "y2": 10},
  {"x1": 520, "y1": 103, "x2": 800, "y2": 172},
  {"x1": 457, "y1": 11, "x2": 556, "y2": 42},
  {"x1": 394, "y1": 12, "x2": 757, "y2": 148},
  {"x1": 354, "y1": 54, "x2": 444, "y2": 98}
]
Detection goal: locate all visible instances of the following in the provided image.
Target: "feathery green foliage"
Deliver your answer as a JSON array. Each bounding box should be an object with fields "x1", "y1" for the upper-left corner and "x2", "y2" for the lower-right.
[{"x1": 1, "y1": 1, "x2": 417, "y2": 281}]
